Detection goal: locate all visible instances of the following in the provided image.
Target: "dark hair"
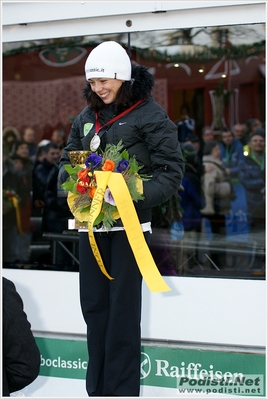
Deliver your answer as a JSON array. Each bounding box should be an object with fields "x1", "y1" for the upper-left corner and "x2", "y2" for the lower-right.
[
  {"x1": 43, "y1": 142, "x2": 60, "y2": 153},
  {"x1": 203, "y1": 140, "x2": 220, "y2": 156},
  {"x1": 248, "y1": 128, "x2": 265, "y2": 142},
  {"x1": 83, "y1": 63, "x2": 154, "y2": 115},
  {"x1": 246, "y1": 118, "x2": 261, "y2": 130},
  {"x1": 14, "y1": 140, "x2": 29, "y2": 151},
  {"x1": 221, "y1": 126, "x2": 231, "y2": 132},
  {"x1": 181, "y1": 143, "x2": 197, "y2": 165},
  {"x1": 187, "y1": 133, "x2": 200, "y2": 143},
  {"x1": 11, "y1": 154, "x2": 24, "y2": 162},
  {"x1": 221, "y1": 127, "x2": 233, "y2": 136},
  {"x1": 84, "y1": 80, "x2": 134, "y2": 114},
  {"x1": 35, "y1": 145, "x2": 48, "y2": 158}
]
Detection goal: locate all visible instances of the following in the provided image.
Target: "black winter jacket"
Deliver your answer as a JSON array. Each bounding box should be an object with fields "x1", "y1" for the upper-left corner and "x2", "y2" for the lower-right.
[
  {"x1": 2, "y1": 277, "x2": 40, "y2": 396},
  {"x1": 238, "y1": 155, "x2": 265, "y2": 219},
  {"x1": 44, "y1": 164, "x2": 73, "y2": 232},
  {"x1": 32, "y1": 160, "x2": 72, "y2": 232},
  {"x1": 58, "y1": 65, "x2": 184, "y2": 223},
  {"x1": 32, "y1": 159, "x2": 55, "y2": 205}
]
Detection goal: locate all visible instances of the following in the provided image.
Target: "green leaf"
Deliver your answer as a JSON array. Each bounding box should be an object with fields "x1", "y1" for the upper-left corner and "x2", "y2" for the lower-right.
[
  {"x1": 64, "y1": 164, "x2": 82, "y2": 175},
  {"x1": 61, "y1": 180, "x2": 78, "y2": 194},
  {"x1": 102, "y1": 203, "x2": 118, "y2": 229},
  {"x1": 80, "y1": 205, "x2": 91, "y2": 213},
  {"x1": 121, "y1": 149, "x2": 129, "y2": 160},
  {"x1": 128, "y1": 156, "x2": 143, "y2": 174},
  {"x1": 93, "y1": 212, "x2": 104, "y2": 226},
  {"x1": 129, "y1": 162, "x2": 139, "y2": 174}
]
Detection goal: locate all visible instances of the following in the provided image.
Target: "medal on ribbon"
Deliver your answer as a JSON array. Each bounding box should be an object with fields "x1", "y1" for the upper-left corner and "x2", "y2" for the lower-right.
[{"x1": 90, "y1": 134, "x2": 101, "y2": 152}]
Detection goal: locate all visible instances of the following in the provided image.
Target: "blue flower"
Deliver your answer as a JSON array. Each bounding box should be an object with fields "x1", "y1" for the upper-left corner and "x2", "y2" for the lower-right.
[
  {"x1": 104, "y1": 188, "x2": 116, "y2": 206},
  {"x1": 85, "y1": 153, "x2": 102, "y2": 169},
  {"x1": 116, "y1": 159, "x2": 129, "y2": 172}
]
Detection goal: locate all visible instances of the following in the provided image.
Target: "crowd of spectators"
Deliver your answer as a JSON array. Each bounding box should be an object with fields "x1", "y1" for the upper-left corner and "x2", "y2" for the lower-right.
[
  {"x1": 2, "y1": 117, "x2": 265, "y2": 276},
  {"x1": 2, "y1": 125, "x2": 74, "y2": 270},
  {"x1": 175, "y1": 117, "x2": 265, "y2": 274}
]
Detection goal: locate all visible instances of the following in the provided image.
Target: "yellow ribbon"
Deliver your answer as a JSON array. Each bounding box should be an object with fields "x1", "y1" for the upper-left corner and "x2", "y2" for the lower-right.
[
  {"x1": 67, "y1": 171, "x2": 171, "y2": 292},
  {"x1": 11, "y1": 196, "x2": 24, "y2": 234},
  {"x1": 104, "y1": 172, "x2": 171, "y2": 292},
  {"x1": 87, "y1": 171, "x2": 114, "y2": 280}
]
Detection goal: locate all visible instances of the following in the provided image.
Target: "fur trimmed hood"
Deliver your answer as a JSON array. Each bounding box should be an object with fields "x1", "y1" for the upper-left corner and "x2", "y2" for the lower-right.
[
  {"x1": 129, "y1": 64, "x2": 155, "y2": 102},
  {"x1": 82, "y1": 63, "x2": 155, "y2": 104}
]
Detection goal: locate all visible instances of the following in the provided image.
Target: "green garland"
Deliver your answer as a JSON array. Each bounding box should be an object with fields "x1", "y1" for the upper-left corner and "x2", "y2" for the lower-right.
[
  {"x1": 3, "y1": 39, "x2": 265, "y2": 63},
  {"x1": 134, "y1": 41, "x2": 265, "y2": 62}
]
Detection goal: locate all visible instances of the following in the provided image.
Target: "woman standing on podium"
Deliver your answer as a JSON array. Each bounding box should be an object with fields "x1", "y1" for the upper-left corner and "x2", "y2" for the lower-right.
[{"x1": 58, "y1": 41, "x2": 184, "y2": 397}]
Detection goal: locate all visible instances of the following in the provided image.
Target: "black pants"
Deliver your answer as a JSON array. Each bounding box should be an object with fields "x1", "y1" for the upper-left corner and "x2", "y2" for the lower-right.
[{"x1": 79, "y1": 231, "x2": 147, "y2": 396}]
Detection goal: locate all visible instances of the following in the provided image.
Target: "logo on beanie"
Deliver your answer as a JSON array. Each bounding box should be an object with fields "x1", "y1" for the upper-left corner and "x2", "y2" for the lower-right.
[
  {"x1": 86, "y1": 67, "x2": 105, "y2": 73},
  {"x1": 83, "y1": 123, "x2": 94, "y2": 136}
]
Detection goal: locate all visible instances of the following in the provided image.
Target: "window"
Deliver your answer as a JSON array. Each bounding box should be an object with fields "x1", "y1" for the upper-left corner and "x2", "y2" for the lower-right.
[{"x1": 2, "y1": 24, "x2": 265, "y2": 279}]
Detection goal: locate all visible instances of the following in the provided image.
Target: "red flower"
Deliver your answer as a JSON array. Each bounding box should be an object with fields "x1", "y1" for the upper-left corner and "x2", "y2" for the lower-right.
[
  {"x1": 76, "y1": 183, "x2": 88, "y2": 194},
  {"x1": 82, "y1": 176, "x2": 91, "y2": 185}
]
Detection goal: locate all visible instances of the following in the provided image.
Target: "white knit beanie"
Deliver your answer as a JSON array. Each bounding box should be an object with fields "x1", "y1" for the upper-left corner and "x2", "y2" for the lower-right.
[{"x1": 85, "y1": 41, "x2": 131, "y2": 81}]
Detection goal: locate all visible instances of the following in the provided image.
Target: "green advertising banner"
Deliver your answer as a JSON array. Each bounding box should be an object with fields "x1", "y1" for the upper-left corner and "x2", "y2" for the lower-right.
[
  {"x1": 36, "y1": 337, "x2": 88, "y2": 380},
  {"x1": 140, "y1": 346, "x2": 265, "y2": 396},
  {"x1": 35, "y1": 337, "x2": 266, "y2": 396}
]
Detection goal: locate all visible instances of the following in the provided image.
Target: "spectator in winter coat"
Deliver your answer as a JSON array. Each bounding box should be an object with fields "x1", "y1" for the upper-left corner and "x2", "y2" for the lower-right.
[
  {"x1": 10, "y1": 155, "x2": 33, "y2": 264},
  {"x1": 200, "y1": 141, "x2": 234, "y2": 268},
  {"x1": 201, "y1": 141, "x2": 233, "y2": 217},
  {"x1": 185, "y1": 133, "x2": 203, "y2": 176},
  {"x1": 51, "y1": 128, "x2": 67, "y2": 154},
  {"x1": 11, "y1": 142, "x2": 34, "y2": 263},
  {"x1": 232, "y1": 123, "x2": 248, "y2": 146},
  {"x1": 2, "y1": 277, "x2": 40, "y2": 396},
  {"x1": 32, "y1": 142, "x2": 61, "y2": 221},
  {"x1": 219, "y1": 127, "x2": 244, "y2": 179},
  {"x1": 238, "y1": 131, "x2": 265, "y2": 234},
  {"x1": 180, "y1": 143, "x2": 203, "y2": 231},
  {"x1": 45, "y1": 159, "x2": 74, "y2": 268},
  {"x1": 3, "y1": 153, "x2": 28, "y2": 265},
  {"x1": 21, "y1": 126, "x2": 38, "y2": 159},
  {"x1": 180, "y1": 144, "x2": 204, "y2": 269},
  {"x1": 198, "y1": 125, "x2": 214, "y2": 160},
  {"x1": 176, "y1": 103, "x2": 195, "y2": 143},
  {"x1": 3, "y1": 126, "x2": 20, "y2": 157},
  {"x1": 32, "y1": 142, "x2": 73, "y2": 268}
]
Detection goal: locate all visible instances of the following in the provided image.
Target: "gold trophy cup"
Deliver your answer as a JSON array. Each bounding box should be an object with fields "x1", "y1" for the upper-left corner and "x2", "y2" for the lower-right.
[{"x1": 68, "y1": 151, "x2": 91, "y2": 166}]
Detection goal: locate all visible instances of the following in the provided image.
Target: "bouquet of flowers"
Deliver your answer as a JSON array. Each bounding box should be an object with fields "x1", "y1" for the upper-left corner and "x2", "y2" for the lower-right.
[{"x1": 61, "y1": 140, "x2": 150, "y2": 230}]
